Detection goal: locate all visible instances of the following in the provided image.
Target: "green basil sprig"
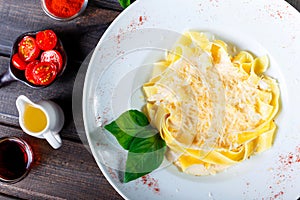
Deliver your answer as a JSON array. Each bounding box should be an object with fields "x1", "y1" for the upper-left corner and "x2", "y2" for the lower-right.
[
  {"x1": 118, "y1": 0, "x2": 131, "y2": 8},
  {"x1": 104, "y1": 110, "x2": 166, "y2": 183}
]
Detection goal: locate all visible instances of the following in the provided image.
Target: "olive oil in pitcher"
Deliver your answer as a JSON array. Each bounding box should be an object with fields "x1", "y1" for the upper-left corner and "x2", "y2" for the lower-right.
[{"x1": 23, "y1": 105, "x2": 47, "y2": 133}]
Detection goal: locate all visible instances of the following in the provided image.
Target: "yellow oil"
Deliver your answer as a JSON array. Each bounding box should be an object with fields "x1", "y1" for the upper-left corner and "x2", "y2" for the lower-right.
[{"x1": 23, "y1": 104, "x2": 47, "y2": 133}]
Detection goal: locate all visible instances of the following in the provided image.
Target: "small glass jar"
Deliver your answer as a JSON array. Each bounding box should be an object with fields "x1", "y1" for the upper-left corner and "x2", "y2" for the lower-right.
[
  {"x1": 0, "y1": 137, "x2": 33, "y2": 183},
  {"x1": 41, "y1": 0, "x2": 88, "y2": 21}
]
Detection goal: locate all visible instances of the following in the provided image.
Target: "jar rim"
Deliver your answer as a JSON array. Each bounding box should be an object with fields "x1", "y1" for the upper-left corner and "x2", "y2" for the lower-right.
[{"x1": 41, "y1": 0, "x2": 88, "y2": 21}]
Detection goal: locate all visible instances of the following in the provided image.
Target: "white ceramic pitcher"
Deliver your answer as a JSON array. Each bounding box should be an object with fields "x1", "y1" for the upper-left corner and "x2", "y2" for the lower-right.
[{"x1": 16, "y1": 95, "x2": 64, "y2": 149}]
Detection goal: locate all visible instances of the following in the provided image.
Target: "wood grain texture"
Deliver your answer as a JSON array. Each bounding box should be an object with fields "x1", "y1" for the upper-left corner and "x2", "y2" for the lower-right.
[
  {"x1": 0, "y1": 125, "x2": 122, "y2": 200},
  {"x1": 287, "y1": 0, "x2": 300, "y2": 9}
]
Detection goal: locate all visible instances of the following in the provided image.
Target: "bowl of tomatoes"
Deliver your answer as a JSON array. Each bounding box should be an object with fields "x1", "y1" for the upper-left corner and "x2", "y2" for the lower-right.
[{"x1": 0, "y1": 29, "x2": 67, "y2": 88}]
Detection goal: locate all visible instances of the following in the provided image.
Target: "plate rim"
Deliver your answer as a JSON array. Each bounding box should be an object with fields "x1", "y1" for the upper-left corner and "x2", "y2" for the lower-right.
[{"x1": 82, "y1": 0, "x2": 300, "y2": 199}]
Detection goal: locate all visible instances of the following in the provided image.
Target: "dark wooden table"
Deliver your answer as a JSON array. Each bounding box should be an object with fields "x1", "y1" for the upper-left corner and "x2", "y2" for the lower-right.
[{"x1": 0, "y1": 0, "x2": 299, "y2": 199}]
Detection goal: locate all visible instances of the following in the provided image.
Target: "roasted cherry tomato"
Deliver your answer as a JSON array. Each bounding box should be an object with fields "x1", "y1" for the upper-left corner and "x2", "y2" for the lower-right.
[
  {"x1": 12, "y1": 53, "x2": 27, "y2": 70},
  {"x1": 32, "y1": 62, "x2": 57, "y2": 85},
  {"x1": 18, "y1": 36, "x2": 40, "y2": 62},
  {"x1": 36, "y1": 30, "x2": 58, "y2": 51},
  {"x1": 25, "y1": 60, "x2": 40, "y2": 84},
  {"x1": 41, "y1": 50, "x2": 63, "y2": 73}
]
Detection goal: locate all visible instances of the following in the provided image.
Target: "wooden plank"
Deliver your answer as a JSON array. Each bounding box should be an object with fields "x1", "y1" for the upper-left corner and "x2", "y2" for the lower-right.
[
  {"x1": 0, "y1": 125, "x2": 122, "y2": 200},
  {"x1": 287, "y1": 0, "x2": 300, "y2": 9}
]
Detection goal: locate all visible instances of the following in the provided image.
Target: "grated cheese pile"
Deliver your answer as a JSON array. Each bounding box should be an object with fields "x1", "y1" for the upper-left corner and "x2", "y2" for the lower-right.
[{"x1": 143, "y1": 31, "x2": 280, "y2": 175}]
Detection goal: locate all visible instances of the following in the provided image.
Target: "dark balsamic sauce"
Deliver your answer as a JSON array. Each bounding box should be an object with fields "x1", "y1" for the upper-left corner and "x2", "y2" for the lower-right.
[{"x1": 0, "y1": 138, "x2": 31, "y2": 181}]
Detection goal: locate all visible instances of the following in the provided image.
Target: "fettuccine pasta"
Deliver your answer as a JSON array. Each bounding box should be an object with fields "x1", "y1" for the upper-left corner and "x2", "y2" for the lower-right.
[{"x1": 143, "y1": 31, "x2": 280, "y2": 175}]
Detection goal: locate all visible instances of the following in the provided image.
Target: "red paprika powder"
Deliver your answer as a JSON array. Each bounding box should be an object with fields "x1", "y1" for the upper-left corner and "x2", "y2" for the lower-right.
[{"x1": 44, "y1": 0, "x2": 85, "y2": 19}]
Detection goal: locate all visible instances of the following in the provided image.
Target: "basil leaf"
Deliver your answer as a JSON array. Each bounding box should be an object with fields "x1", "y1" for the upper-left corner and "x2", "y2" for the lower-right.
[
  {"x1": 104, "y1": 109, "x2": 166, "y2": 183},
  {"x1": 124, "y1": 133, "x2": 166, "y2": 183},
  {"x1": 104, "y1": 110, "x2": 152, "y2": 150},
  {"x1": 104, "y1": 121, "x2": 134, "y2": 150},
  {"x1": 127, "y1": 110, "x2": 149, "y2": 127},
  {"x1": 118, "y1": 0, "x2": 131, "y2": 8}
]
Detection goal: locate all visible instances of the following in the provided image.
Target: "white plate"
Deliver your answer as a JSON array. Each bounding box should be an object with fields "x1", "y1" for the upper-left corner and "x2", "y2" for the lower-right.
[{"x1": 82, "y1": 0, "x2": 300, "y2": 199}]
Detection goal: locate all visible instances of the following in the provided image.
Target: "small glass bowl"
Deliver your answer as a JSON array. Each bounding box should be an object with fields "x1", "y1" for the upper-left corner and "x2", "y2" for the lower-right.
[{"x1": 41, "y1": 0, "x2": 88, "y2": 21}]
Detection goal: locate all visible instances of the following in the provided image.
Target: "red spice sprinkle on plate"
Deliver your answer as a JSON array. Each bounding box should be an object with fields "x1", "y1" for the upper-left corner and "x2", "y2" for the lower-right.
[
  {"x1": 296, "y1": 146, "x2": 300, "y2": 163},
  {"x1": 138, "y1": 15, "x2": 147, "y2": 26},
  {"x1": 263, "y1": 3, "x2": 294, "y2": 20},
  {"x1": 266, "y1": 145, "x2": 300, "y2": 198},
  {"x1": 140, "y1": 175, "x2": 160, "y2": 193},
  {"x1": 107, "y1": 167, "x2": 118, "y2": 180},
  {"x1": 273, "y1": 191, "x2": 284, "y2": 199},
  {"x1": 126, "y1": 15, "x2": 148, "y2": 31},
  {"x1": 278, "y1": 145, "x2": 300, "y2": 168}
]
